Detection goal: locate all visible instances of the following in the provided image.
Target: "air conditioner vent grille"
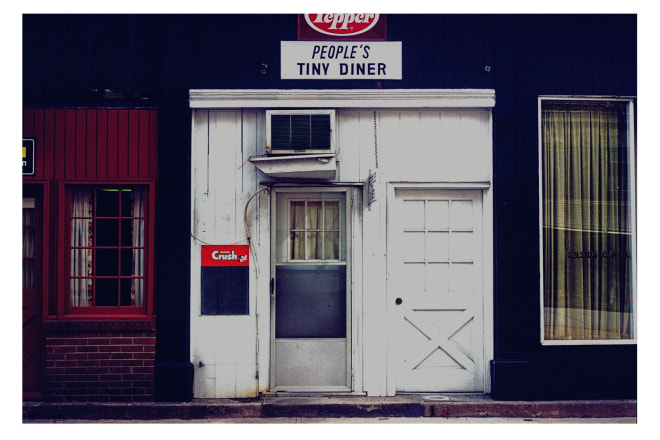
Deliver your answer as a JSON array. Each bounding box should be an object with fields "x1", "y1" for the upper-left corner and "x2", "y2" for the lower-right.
[{"x1": 268, "y1": 111, "x2": 334, "y2": 154}]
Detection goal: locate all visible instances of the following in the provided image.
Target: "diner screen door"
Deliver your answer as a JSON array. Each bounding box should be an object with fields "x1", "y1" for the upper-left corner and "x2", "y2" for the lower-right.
[{"x1": 271, "y1": 190, "x2": 351, "y2": 391}]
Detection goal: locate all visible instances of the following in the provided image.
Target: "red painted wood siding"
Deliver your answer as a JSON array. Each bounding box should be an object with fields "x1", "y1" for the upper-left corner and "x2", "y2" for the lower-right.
[{"x1": 23, "y1": 108, "x2": 158, "y2": 182}]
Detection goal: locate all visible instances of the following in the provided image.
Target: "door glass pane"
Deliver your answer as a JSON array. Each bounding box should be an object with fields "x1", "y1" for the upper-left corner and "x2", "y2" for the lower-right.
[
  {"x1": 307, "y1": 201, "x2": 322, "y2": 229},
  {"x1": 23, "y1": 260, "x2": 35, "y2": 289},
  {"x1": 275, "y1": 265, "x2": 346, "y2": 338},
  {"x1": 290, "y1": 231, "x2": 305, "y2": 260},
  {"x1": 23, "y1": 228, "x2": 35, "y2": 258},
  {"x1": 290, "y1": 202, "x2": 306, "y2": 229},
  {"x1": 306, "y1": 231, "x2": 321, "y2": 260},
  {"x1": 23, "y1": 205, "x2": 36, "y2": 290},
  {"x1": 324, "y1": 231, "x2": 339, "y2": 260},
  {"x1": 324, "y1": 201, "x2": 339, "y2": 230}
]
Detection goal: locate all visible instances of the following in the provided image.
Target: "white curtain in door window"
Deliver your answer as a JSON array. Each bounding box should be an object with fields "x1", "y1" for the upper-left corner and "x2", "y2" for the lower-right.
[
  {"x1": 70, "y1": 189, "x2": 93, "y2": 306},
  {"x1": 289, "y1": 201, "x2": 339, "y2": 261}
]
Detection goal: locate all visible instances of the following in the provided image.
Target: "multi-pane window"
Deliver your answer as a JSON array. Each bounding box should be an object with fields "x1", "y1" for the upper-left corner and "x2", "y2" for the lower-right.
[
  {"x1": 68, "y1": 187, "x2": 146, "y2": 310},
  {"x1": 289, "y1": 200, "x2": 341, "y2": 261},
  {"x1": 541, "y1": 98, "x2": 635, "y2": 342}
]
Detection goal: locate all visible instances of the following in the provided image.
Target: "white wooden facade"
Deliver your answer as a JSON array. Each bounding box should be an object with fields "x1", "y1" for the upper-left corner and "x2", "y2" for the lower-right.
[{"x1": 189, "y1": 89, "x2": 495, "y2": 398}]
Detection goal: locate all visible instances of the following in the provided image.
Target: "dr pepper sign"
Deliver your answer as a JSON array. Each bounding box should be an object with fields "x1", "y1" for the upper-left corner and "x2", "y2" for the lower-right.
[
  {"x1": 200, "y1": 245, "x2": 249, "y2": 315},
  {"x1": 282, "y1": 13, "x2": 402, "y2": 80}
]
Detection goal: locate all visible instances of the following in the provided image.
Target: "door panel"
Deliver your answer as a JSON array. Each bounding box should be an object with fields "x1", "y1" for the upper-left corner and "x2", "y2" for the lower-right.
[
  {"x1": 389, "y1": 189, "x2": 484, "y2": 392},
  {"x1": 271, "y1": 191, "x2": 351, "y2": 391},
  {"x1": 23, "y1": 196, "x2": 43, "y2": 399},
  {"x1": 274, "y1": 340, "x2": 347, "y2": 388},
  {"x1": 275, "y1": 265, "x2": 346, "y2": 338}
]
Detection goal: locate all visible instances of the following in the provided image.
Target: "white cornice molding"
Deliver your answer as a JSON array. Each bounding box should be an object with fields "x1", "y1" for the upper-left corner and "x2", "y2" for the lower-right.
[{"x1": 189, "y1": 89, "x2": 495, "y2": 109}]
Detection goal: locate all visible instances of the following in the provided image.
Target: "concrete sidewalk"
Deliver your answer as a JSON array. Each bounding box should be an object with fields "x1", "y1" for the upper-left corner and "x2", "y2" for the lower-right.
[{"x1": 23, "y1": 394, "x2": 636, "y2": 422}]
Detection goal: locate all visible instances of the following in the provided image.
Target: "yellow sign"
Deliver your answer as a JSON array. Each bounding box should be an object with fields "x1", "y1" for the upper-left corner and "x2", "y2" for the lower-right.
[{"x1": 23, "y1": 139, "x2": 34, "y2": 175}]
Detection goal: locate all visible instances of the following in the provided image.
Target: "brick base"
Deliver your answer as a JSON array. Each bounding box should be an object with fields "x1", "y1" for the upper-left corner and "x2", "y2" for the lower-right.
[{"x1": 44, "y1": 319, "x2": 156, "y2": 402}]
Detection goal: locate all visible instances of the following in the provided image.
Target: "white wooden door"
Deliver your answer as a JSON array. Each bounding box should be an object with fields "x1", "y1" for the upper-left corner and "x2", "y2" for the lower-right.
[{"x1": 388, "y1": 188, "x2": 485, "y2": 392}]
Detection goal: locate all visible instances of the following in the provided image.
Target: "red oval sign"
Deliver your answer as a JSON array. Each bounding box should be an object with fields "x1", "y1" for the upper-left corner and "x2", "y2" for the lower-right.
[{"x1": 304, "y1": 14, "x2": 380, "y2": 37}]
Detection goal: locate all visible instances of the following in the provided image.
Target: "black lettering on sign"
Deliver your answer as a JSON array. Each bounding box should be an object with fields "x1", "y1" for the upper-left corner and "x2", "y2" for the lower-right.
[{"x1": 567, "y1": 250, "x2": 631, "y2": 259}]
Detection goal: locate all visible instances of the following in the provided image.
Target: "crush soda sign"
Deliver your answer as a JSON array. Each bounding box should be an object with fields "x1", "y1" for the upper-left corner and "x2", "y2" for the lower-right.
[{"x1": 304, "y1": 14, "x2": 380, "y2": 37}]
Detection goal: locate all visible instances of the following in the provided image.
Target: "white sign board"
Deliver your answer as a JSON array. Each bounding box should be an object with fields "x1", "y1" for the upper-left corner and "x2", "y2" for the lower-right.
[{"x1": 281, "y1": 41, "x2": 402, "y2": 80}]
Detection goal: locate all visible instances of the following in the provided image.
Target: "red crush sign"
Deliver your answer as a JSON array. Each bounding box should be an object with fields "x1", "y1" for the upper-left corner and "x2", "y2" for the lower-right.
[
  {"x1": 298, "y1": 14, "x2": 387, "y2": 41},
  {"x1": 201, "y1": 245, "x2": 249, "y2": 267}
]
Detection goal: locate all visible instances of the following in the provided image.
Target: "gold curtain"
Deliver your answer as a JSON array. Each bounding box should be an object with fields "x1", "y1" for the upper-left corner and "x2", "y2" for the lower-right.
[{"x1": 542, "y1": 102, "x2": 633, "y2": 340}]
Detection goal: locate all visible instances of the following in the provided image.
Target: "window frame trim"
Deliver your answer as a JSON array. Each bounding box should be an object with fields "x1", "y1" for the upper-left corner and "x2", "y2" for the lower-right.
[
  {"x1": 57, "y1": 180, "x2": 156, "y2": 318},
  {"x1": 537, "y1": 96, "x2": 637, "y2": 346}
]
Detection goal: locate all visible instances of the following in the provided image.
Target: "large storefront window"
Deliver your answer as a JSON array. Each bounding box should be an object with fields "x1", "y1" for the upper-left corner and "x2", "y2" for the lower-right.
[{"x1": 541, "y1": 98, "x2": 635, "y2": 342}]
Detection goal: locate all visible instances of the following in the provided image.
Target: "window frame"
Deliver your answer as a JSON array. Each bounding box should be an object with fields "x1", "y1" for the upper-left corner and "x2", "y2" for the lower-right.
[
  {"x1": 287, "y1": 197, "x2": 345, "y2": 262},
  {"x1": 57, "y1": 181, "x2": 155, "y2": 317},
  {"x1": 538, "y1": 96, "x2": 637, "y2": 345}
]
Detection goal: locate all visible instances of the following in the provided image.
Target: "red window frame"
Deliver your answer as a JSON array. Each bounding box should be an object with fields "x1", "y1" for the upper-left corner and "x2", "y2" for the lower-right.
[{"x1": 58, "y1": 181, "x2": 155, "y2": 317}]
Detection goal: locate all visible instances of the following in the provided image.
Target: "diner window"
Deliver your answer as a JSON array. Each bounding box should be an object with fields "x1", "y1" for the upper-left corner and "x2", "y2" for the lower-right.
[
  {"x1": 540, "y1": 98, "x2": 635, "y2": 343},
  {"x1": 67, "y1": 187, "x2": 150, "y2": 313}
]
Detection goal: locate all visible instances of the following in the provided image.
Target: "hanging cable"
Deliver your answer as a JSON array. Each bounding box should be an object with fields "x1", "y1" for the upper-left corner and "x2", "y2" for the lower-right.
[
  {"x1": 243, "y1": 184, "x2": 270, "y2": 391},
  {"x1": 243, "y1": 185, "x2": 271, "y2": 276},
  {"x1": 244, "y1": 185, "x2": 270, "y2": 245}
]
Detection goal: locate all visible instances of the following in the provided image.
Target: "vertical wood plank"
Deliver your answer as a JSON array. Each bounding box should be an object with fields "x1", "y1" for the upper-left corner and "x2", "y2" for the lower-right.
[
  {"x1": 191, "y1": 109, "x2": 209, "y2": 240},
  {"x1": 55, "y1": 109, "x2": 67, "y2": 181},
  {"x1": 96, "y1": 109, "x2": 108, "y2": 180},
  {"x1": 117, "y1": 109, "x2": 129, "y2": 180},
  {"x1": 107, "y1": 109, "x2": 118, "y2": 179},
  {"x1": 86, "y1": 109, "x2": 97, "y2": 180},
  {"x1": 128, "y1": 109, "x2": 140, "y2": 179},
  {"x1": 32, "y1": 109, "x2": 45, "y2": 178},
  {"x1": 75, "y1": 109, "x2": 87, "y2": 179},
  {"x1": 23, "y1": 108, "x2": 34, "y2": 138},
  {"x1": 149, "y1": 110, "x2": 158, "y2": 179},
  {"x1": 137, "y1": 110, "x2": 150, "y2": 179},
  {"x1": 64, "y1": 109, "x2": 76, "y2": 179},
  {"x1": 44, "y1": 109, "x2": 56, "y2": 181}
]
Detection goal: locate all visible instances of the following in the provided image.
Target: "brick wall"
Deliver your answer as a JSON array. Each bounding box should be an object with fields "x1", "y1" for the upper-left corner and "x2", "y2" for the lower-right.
[{"x1": 45, "y1": 319, "x2": 156, "y2": 402}]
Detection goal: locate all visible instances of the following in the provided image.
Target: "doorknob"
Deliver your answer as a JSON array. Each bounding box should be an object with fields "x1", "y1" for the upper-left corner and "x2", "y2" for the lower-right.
[{"x1": 395, "y1": 298, "x2": 403, "y2": 305}]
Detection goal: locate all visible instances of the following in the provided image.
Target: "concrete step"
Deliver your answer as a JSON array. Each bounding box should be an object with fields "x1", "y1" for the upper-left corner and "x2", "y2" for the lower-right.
[{"x1": 23, "y1": 395, "x2": 637, "y2": 421}]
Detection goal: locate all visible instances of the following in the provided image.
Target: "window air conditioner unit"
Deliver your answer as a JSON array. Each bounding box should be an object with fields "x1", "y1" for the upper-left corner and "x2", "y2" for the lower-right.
[{"x1": 266, "y1": 109, "x2": 336, "y2": 155}]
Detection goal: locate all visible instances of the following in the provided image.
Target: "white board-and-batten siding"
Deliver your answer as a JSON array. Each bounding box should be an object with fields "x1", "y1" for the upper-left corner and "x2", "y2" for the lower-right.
[{"x1": 190, "y1": 96, "x2": 493, "y2": 398}]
